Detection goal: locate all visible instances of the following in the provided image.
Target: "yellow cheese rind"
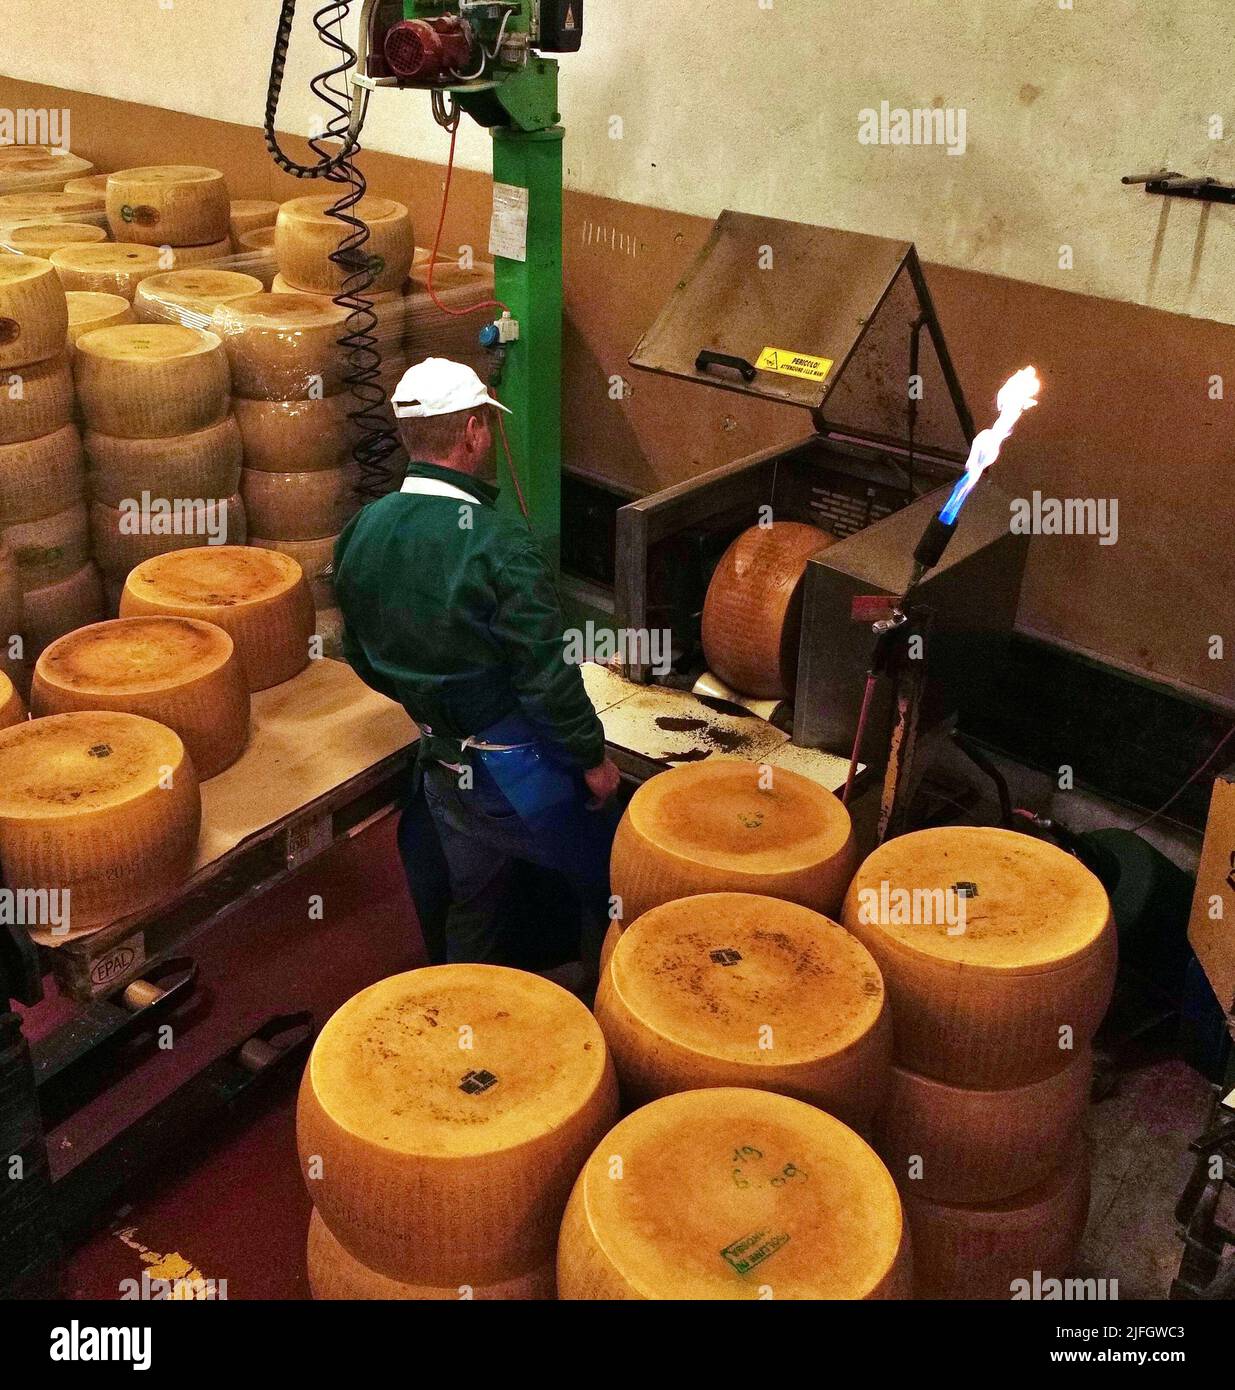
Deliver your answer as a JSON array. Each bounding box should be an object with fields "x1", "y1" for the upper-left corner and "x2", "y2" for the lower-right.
[
  {"x1": 163, "y1": 239, "x2": 233, "y2": 269},
  {"x1": 233, "y1": 395, "x2": 351, "y2": 472},
  {"x1": 250, "y1": 533, "x2": 337, "y2": 609},
  {"x1": 0, "y1": 354, "x2": 73, "y2": 444},
  {"x1": 105, "y1": 165, "x2": 230, "y2": 247},
  {"x1": 557, "y1": 1087, "x2": 911, "y2": 1300},
  {"x1": 240, "y1": 467, "x2": 357, "y2": 542},
  {"x1": 237, "y1": 226, "x2": 277, "y2": 254},
  {"x1": 269, "y1": 270, "x2": 402, "y2": 305},
  {"x1": 119, "y1": 544, "x2": 314, "y2": 691},
  {"x1": 297, "y1": 964, "x2": 619, "y2": 1286},
  {"x1": 20, "y1": 562, "x2": 104, "y2": 651},
  {"x1": 0, "y1": 423, "x2": 84, "y2": 524},
  {"x1": 0, "y1": 254, "x2": 69, "y2": 369},
  {"x1": 51, "y1": 242, "x2": 167, "y2": 300},
  {"x1": 62, "y1": 173, "x2": 110, "y2": 209},
  {"x1": 0, "y1": 709, "x2": 201, "y2": 934},
  {"x1": 73, "y1": 324, "x2": 230, "y2": 439},
  {"x1": 595, "y1": 893, "x2": 891, "y2": 1126},
  {"x1": 65, "y1": 291, "x2": 137, "y2": 351},
  {"x1": 276, "y1": 196, "x2": 413, "y2": 296},
  {"x1": 134, "y1": 269, "x2": 264, "y2": 327},
  {"x1": 0, "y1": 190, "x2": 104, "y2": 223},
  {"x1": 84, "y1": 415, "x2": 243, "y2": 508},
  {"x1": 211, "y1": 292, "x2": 347, "y2": 400},
  {"x1": 229, "y1": 200, "x2": 280, "y2": 251},
  {"x1": 0, "y1": 669, "x2": 25, "y2": 728},
  {"x1": 3, "y1": 222, "x2": 107, "y2": 260},
  {"x1": 3, "y1": 502, "x2": 90, "y2": 590},
  {"x1": 0, "y1": 152, "x2": 94, "y2": 193},
  {"x1": 32, "y1": 615, "x2": 249, "y2": 779},
  {"x1": 89, "y1": 494, "x2": 246, "y2": 577}
]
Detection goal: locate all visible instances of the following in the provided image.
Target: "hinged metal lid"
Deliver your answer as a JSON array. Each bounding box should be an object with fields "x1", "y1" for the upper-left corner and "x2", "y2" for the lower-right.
[{"x1": 629, "y1": 211, "x2": 975, "y2": 464}]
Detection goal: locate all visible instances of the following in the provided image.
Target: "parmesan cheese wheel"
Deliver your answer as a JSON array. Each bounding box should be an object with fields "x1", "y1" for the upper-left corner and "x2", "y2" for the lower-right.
[
  {"x1": 134, "y1": 269, "x2": 264, "y2": 326},
  {"x1": 0, "y1": 669, "x2": 25, "y2": 728},
  {"x1": 3, "y1": 502, "x2": 89, "y2": 590},
  {"x1": 276, "y1": 196, "x2": 413, "y2": 296},
  {"x1": 0, "y1": 152, "x2": 94, "y2": 194},
  {"x1": 212, "y1": 292, "x2": 347, "y2": 400},
  {"x1": 51, "y1": 242, "x2": 166, "y2": 300},
  {"x1": 702, "y1": 521, "x2": 835, "y2": 700},
  {"x1": 297, "y1": 964, "x2": 619, "y2": 1286},
  {"x1": 0, "y1": 190, "x2": 105, "y2": 224},
  {"x1": 250, "y1": 533, "x2": 336, "y2": 609},
  {"x1": 89, "y1": 494, "x2": 246, "y2": 577},
  {"x1": 120, "y1": 545, "x2": 314, "y2": 691},
  {"x1": 240, "y1": 466, "x2": 357, "y2": 541},
  {"x1": 3, "y1": 222, "x2": 106, "y2": 260},
  {"x1": 62, "y1": 173, "x2": 110, "y2": 209},
  {"x1": 163, "y1": 239, "x2": 233, "y2": 269},
  {"x1": 0, "y1": 353, "x2": 73, "y2": 444},
  {"x1": 0, "y1": 539, "x2": 21, "y2": 636},
  {"x1": 20, "y1": 562, "x2": 103, "y2": 650},
  {"x1": 0, "y1": 710, "x2": 200, "y2": 933},
  {"x1": 74, "y1": 324, "x2": 230, "y2": 439},
  {"x1": 233, "y1": 394, "x2": 351, "y2": 472},
  {"x1": 237, "y1": 225, "x2": 277, "y2": 255},
  {"x1": 595, "y1": 893, "x2": 890, "y2": 1127},
  {"x1": 307, "y1": 1210, "x2": 555, "y2": 1302},
  {"x1": 610, "y1": 758, "x2": 856, "y2": 934},
  {"x1": 841, "y1": 827, "x2": 1117, "y2": 1088},
  {"x1": 0, "y1": 255, "x2": 69, "y2": 369},
  {"x1": 557, "y1": 1088, "x2": 910, "y2": 1300},
  {"x1": 0, "y1": 424, "x2": 83, "y2": 523},
  {"x1": 65, "y1": 291, "x2": 136, "y2": 351},
  {"x1": 229, "y1": 200, "x2": 280, "y2": 250},
  {"x1": 84, "y1": 415, "x2": 242, "y2": 507},
  {"x1": 873, "y1": 1047, "x2": 1092, "y2": 1205},
  {"x1": 105, "y1": 166, "x2": 230, "y2": 247},
  {"x1": 903, "y1": 1138, "x2": 1091, "y2": 1300},
  {"x1": 32, "y1": 616, "x2": 249, "y2": 779},
  {"x1": 0, "y1": 146, "x2": 61, "y2": 166},
  {"x1": 270, "y1": 270, "x2": 401, "y2": 306}
]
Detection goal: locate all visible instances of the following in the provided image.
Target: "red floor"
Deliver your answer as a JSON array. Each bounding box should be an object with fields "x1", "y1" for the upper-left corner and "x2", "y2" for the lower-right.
[{"x1": 22, "y1": 811, "x2": 426, "y2": 1300}]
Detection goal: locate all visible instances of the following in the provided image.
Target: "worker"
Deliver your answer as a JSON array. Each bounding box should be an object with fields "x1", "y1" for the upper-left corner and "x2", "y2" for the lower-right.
[{"x1": 333, "y1": 357, "x2": 622, "y2": 976}]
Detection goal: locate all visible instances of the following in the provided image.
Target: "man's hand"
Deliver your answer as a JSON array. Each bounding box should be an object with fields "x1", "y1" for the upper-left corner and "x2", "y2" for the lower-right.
[{"x1": 584, "y1": 756, "x2": 621, "y2": 808}]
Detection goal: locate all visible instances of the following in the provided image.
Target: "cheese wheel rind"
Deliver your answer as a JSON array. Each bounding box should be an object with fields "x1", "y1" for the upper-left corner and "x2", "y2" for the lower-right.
[
  {"x1": 3, "y1": 222, "x2": 107, "y2": 260},
  {"x1": 89, "y1": 494, "x2": 246, "y2": 577},
  {"x1": 275, "y1": 196, "x2": 413, "y2": 296},
  {"x1": 0, "y1": 669, "x2": 25, "y2": 728},
  {"x1": 65, "y1": 291, "x2": 137, "y2": 351},
  {"x1": 21, "y1": 562, "x2": 104, "y2": 651},
  {"x1": 105, "y1": 165, "x2": 230, "y2": 246},
  {"x1": 0, "y1": 255, "x2": 69, "y2": 369},
  {"x1": 250, "y1": 533, "x2": 336, "y2": 609},
  {"x1": 0, "y1": 424, "x2": 84, "y2": 524},
  {"x1": 211, "y1": 292, "x2": 347, "y2": 400},
  {"x1": 233, "y1": 394, "x2": 352, "y2": 472},
  {"x1": 51, "y1": 242, "x2": 166, "y2": 300},
  {"x1": 3, "y1": 502, "x2": 90, "y2": 590},
  {"x1": 240, "y1": 467, "x2": 357, "y2": 541},
  {"x1": 134, "y1": 269, "x2": 265, "y2": 327},
  {"x1": 0, "y1": 354, "x2": 73, "y2": 444},
  {"x1": 84, "y1": 415, "x2": 243, "y2": 508}
]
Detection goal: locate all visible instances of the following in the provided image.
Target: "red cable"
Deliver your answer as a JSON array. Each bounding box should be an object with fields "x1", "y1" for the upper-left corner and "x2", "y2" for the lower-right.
[{"x1": 842, "y1": 670, "x2": 878, "y2": 806}]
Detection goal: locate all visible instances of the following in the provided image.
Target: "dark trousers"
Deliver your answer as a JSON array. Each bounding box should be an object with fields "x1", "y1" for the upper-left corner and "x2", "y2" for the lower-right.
[{"x1": 398, "y1": 761, "x2": 619, "y2": 969}]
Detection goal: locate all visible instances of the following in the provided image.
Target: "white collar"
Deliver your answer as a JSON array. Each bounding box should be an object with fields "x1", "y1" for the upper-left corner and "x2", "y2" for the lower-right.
[{"x1": 399, "y1": 475, "x2": 483, "y2": 503}]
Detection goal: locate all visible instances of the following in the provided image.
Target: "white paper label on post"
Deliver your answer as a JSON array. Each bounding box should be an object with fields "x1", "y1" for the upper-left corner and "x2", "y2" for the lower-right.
[{"x1": 489, "y1": 182, "x2": 529, "y2": 262}]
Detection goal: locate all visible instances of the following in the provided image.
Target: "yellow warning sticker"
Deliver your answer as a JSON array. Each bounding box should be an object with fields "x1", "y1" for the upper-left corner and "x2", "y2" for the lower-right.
[{"x1": 756, "y1": 347, "x2": 834, "y2": 383}]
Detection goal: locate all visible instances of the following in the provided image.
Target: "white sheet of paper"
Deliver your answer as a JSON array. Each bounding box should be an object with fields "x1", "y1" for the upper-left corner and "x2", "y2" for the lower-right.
[{"x1": 489, "y1": 181, "x2": 529, "y2": 262}]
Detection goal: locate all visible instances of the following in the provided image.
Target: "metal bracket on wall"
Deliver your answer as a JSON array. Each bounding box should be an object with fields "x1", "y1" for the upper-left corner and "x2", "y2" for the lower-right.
[{"x1": 1122, "y1": 170, "x2": 1235, "y2": 205}]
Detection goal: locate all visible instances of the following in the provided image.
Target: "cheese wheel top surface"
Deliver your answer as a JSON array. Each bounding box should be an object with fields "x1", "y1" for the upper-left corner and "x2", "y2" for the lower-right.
[
  {"x1": 108, "y1": 164, "x2": 222, "y2": 187},
  {"x1": 51, "y1": 242, "x2": 162, "y2": 272},
  {"x1": 627, "y1": 757, "x2": 852, "y2": 875},
  {"x1": 844, "y1": 825, "x2": 1111, "y2": 972},
  {"x1": 0, "y1": 190, "x2": 102, "y2": 218},
  {"x1": 0, "y1": 710, "x2": 187, "y2": 819},
  {"x1": 0, "y1": 253, "x2": 56, "y2": 287},
  {"x1": 281, "y1": 194, "x2": 406, "y2": 227},
  {"x1": 125, "y1": 545, "x2": 302, "y2": 610},
  {"x1": 66, "y1": 290, "x2": 132, "y2": 327},
  {"x1": 6, "y1": 222, "x2": 105, "y2": 248},
  {"x1": 212, "y1": 290, "x2": 347, "y2": 331},
  {"x1": 35, "y1": 616, "x2": 234, "y2": 696},
  {"x1": 610, "y1": 893, "x2": 884, "y2": 1065},
  {"x1": 307, "y1": 965, "x2": 611, "y2": 1158},
  {"x1": 75, "y1": 321, "x2": 221, "y2": 363},
  {"x1": 136, "y1": 269, "x2": 263, "y2": 309},
  {"x1": 576, "y1": 1087, "x2": 903, "y2": 1299}
]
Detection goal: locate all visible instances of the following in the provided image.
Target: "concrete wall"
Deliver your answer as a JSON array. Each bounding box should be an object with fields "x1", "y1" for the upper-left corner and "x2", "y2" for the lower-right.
[{"x1": 5, "y1": 0, "x2": 1235, "y2": 322}]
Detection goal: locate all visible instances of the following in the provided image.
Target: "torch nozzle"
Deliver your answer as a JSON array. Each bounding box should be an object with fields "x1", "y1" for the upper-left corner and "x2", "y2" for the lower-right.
[{"x1": 912, "y1": 511, "x2": 958, "y2": 574}]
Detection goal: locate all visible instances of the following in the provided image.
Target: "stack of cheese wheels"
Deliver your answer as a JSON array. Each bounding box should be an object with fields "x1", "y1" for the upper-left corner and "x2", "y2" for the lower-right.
[
  {"x1": 0, "y1": 147, "x2": 94, "y2": 195},
  {"x1": 228, "y1": 199, "x2": 280, "y2": 252},
  {"x1": 557, "y1": 1088, "x2": 911, "y2": 1299},
  {"x1": 133, "y1": 269, "x2": 263, "y2": 327},
  {"x1": 0, "y1": 540, "x2": 26, "y2": 694},
  {"x1": 65, "y1": 291, "x2": 136, "y2": 355},
  {"x1": 607, "y1": 757, "x2": 856, "y2": 955},
  {"x1": 298, "y1": 965, "x2": 618, "y2": 1299},
  {"x1": 120, "y1": 545, "x2": 314, "y2": 692},
  {"x1": 0, "y1": 667, "x2": 24, "y2": 727},
  {"x1": 841, "y1": 826, "x2": 1115, "y2": 1298},
  {"x1": 2, "y1": 222, "x2": 107, "y2": 259},
  {"x1": 275, "y1": 196, "x2": 413, "y2": 297},
  {"x1": 0, "y1": 256, "x2": 101, "y2": 653},
  {"x1": 0, "y1": 710, "x2": 201, "y2": 934},
  {"x1": 74, "y1": 323, "x2": 243, "y2": 587},
  {"x1": 32, "y1": 616, "x2": 249, "y2": 779},
  {"x1": 105, "y1": 166, "x2": 231, "y2": 265},
  {"x1": 595, "y1": 893, "x2": 890, "y2": 1128},
  {"x1": 701, "y1": 520, "x2": 836, "y2": 700}
]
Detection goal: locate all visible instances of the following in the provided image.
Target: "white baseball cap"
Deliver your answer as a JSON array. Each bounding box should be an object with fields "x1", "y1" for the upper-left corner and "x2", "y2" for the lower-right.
[{"x1": 391, "y1": 357, "x2": 511, "y2": 419}]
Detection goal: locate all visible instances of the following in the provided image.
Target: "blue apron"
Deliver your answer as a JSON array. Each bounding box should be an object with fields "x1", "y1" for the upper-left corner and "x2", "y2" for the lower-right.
[{"x1": 463, "y1": 712, "x2": 580, "y2": 825}]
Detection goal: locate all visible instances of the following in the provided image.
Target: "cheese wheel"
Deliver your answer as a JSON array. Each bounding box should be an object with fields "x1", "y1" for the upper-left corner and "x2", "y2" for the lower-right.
[
  {"x1": 0, "y1": 424, "x2": 83, "y2": 524},
  {"x1": 0, "y1": 152, "x2": 94, "y2": 193},
  {"x1": 610, "y1": 757, "x2": 856, "y2": 935},
  {"x1": 105, "y1": 166, "x2": 230, "y2": 246},
  {"x1": 233, "y1": 395, "x2": 351, "y2": 472},
  {"x1": 702, "y1": 521, "x2": 835, "y2": 700},
  {"x1": 0, "y1": 353, "x2": 73, "y2": 444},
  {"x1": 32, "y1": 616, "x2": 249, "y2": 779},
  {"x1": 874, "y1": 1047, "x2": 1091, "y2": 1205},
  {"x1": 0, "y1": 190, "x2": 105, "y2": 224},
  {"x1": 89, "y1": 494, "x2": 246, "y2": 577},
  {"x1": 297, "y1": 964, "x2": 619, "y2": 1286},
  {"x1": 270, "y1": 270, "x2": 401, "y2": 306},
  {"x1": 85, "y1": 415, "x2": 242, "y2": 508},
  {"x1": 3, "y1": 222, "x2": 106, "y2": 261},
  {"x1": 134, "y1": 269, "x2": 264, "y2": 326},
  {"x1": 62, "y1": 173, "x2": 110, "y2": 209},
  {"x1": 0, "y1": 539, "x2": 21, "y2": 638},
  {"x1": 0, "y1": 255, "x2": 69, "y2": 369},
  {"x1": 212, "y1": 292, "x2": 347, "y2": 400},
  {"x1": 229, "y1": 200, "x2": 280, "y2": 249},
  {"x1": 595, "y1": 893, "x2": 890, "y2": 1126},
  {"x1": 237, "y1": 226, "x2": 277, "y2": 254},
  {"x1": 276, "y1": 196, "x2": 413, "y2": 296},
  {"x1": 20, "y1": 562, "x2": 103, "y2": 650},
  {"x1": 312, "y1": 604, "x2": 344, "y2": 659},
  {"x1": 3, "y1": 503, "x2": 89, "y2": 590},
  {"x1": 307, "y1": 1210, "x2": 555, "y2": 1302},
  {"x1": 0, "y1": 710, "x2": 200, "y2": 934},
  {"x1": 51, "y1": 242, "x2": 167, "y2": 300},
  {"x1": 250, "y1": 533, "x2": 336, "y2": 609},
  {"x1": 163, "y1": 239, "x2": 233, "y2": 268},
  {"x1": 240, "y1": 466, "x2": 357, "y2": 541},
  {"x1": 0, "y1": 146, "x2": 62, "y2": 165},
  {"x1": 903, "y1": 1138, "x2": 1091, "y2": 1300},
  {"x1": 841, "y1": 827, "x2": 1117, "y2": 1088},
  {"x1": 0, "y1": 669, "x2": 25, "y2": 728},
  {"x1": 120, "y1": 545, "x2": 314, "y2": 691},
  {"x1": 74, "y1": 324, "x2": 230, "y2": 438},
  {"x1": 558, "y1": 1087, "x2": 910, "y2": 1300},
  {"x1": 65, "y1": 291, "x2": 137, "y2": 351}
]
